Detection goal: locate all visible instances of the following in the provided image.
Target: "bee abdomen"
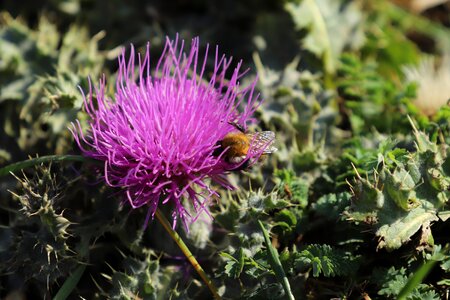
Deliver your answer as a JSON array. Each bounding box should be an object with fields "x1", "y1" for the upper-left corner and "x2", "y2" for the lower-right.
[{"x1": 228, "y1": 155, "x2": 246, "y2": 164}]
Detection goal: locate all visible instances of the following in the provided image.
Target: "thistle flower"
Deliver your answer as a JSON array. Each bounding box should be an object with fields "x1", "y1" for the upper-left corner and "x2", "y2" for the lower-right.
[
  {"x1": 71, "y1": 36, "x2": 267, "y2": 228},
  {"x1": 403, "y1": 56, "x2": 450, "y2": 116}
]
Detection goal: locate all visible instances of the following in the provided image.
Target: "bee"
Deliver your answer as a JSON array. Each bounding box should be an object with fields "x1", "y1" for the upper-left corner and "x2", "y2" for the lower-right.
[{"x1": 214, "y1": 122, "x2": 277, "y2": 169}]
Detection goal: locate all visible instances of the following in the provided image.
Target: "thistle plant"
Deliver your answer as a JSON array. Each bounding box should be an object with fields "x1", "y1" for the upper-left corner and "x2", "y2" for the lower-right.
[
  {"x1": 67, "y1": 35, "x2": 274, "y2": 298},
  {"x1": 346, "y1": 121, "x2": 450, "y2": 251},
  {"x1": 3, "y1": 164, "x2": 75, "y2": 291},
  {"x1": 70, "y1": 36, "x2": 266, "y2": 229}
]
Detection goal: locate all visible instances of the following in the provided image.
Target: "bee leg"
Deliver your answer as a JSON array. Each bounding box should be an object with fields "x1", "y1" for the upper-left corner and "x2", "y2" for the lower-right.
[
  {"x1": 228, "y1": 121, "x2": 245, "y2": 133},
  {"x1": 225, "y1": 159, "x2": 250, "y2": 171},
  {"x1": 212, "y1": 141, "x2": 225, "y2": 157}
]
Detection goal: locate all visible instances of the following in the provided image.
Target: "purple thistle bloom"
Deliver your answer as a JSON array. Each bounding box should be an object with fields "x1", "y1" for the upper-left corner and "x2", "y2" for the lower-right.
[{"x1": 70, "y1": 36, "x2": 264, "y2": 228}]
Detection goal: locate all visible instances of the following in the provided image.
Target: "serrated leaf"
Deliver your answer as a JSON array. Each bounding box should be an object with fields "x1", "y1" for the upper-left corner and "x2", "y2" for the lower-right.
[
  {"x1": 441, "y1": 257, "x2": 450, "y2": 273},
  {"x1": 377, "y1": 207, "x2": 438, "y2": 251},
  {"x1": 222, "y1": 248, "x2": 245, "y2": 279},
  {"x1": 398, "y1": 258, "x2": 440, "y2": 300},
  {"x1": 375, "y1": 267, "x2": 408, "y2": 297},
  {"x1": 294, "y1": 244, "x2": 359, "y2": 278},
  {"x1": 406, "y1": 290, "x2": 440, "y2": 300}
]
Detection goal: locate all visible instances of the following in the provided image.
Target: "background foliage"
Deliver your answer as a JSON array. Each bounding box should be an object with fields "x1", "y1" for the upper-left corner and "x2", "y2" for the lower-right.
[{"x1": 1, "y1": 0, "x2": 450, "y2": 299}]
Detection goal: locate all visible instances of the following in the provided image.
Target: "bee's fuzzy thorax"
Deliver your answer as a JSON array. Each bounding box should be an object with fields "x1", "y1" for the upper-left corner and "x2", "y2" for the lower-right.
[
  {"x1": 214, "y1": 128, "x2": 276, "y2": 170},
  {"x1": 221, "y1": 132, "x2": 250, "y2": 156}
]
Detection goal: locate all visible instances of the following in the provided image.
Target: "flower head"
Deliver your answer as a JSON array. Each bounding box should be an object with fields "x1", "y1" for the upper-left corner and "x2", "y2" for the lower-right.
[{"x1": 71, "y1": 36, "x2": 267, "y2": 228}]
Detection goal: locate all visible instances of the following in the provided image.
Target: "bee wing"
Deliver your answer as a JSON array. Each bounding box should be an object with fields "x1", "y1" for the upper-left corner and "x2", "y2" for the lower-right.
[{"x1": 247, "y1": 131, "x2": 277, "y2": 154}]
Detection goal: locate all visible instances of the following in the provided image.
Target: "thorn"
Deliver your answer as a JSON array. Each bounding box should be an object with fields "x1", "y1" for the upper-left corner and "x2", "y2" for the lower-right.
[
  {"x1": 346, "y1": 179, "x2": 355, "y2": 195},
  {"x1": 407, "y1": 114, "x2": 419, "y2": 134},
  {"x1": 346, "y1": 178, "x2": 354, "y2": 189},
  {"x1": 351, "y1": 162, "x2": 362, "y2": 179}
]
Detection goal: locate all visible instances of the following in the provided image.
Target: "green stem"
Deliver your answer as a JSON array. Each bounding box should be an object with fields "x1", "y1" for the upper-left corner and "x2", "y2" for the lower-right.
[
  {"x1": 154, "y1": 209, "x2": 222, "y2": 300},
  {"x1": 258, "y1": 220, "x2": 295, "y2": 300},
  {"x1": 0, "y1": 155, "x2": 89, "y2": 177}
]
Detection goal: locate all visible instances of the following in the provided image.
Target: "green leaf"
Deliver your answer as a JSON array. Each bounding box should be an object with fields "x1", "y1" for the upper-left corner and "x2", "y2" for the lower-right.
[
  {"x1": 437, "y1": 279, "x2": 450, "y2": 286},
  {"x1": 53, "y1": 265, "x2": 86, "y2": 300},
  {"x1": 294, "y1": 244, "x2": 359, "y2": 277},
  {"x1": 385, "y1": 168, "x2": 419, "y2": 211},
  {"x1": 374, "y1": 267, "x2": 408, "y2": 297},
  {"x1": 274, "y1": 169, "x2": 309, "y2": 207},
  {"x1": 313, "y1": 192, "x2": 351, "y2": 221},
  {"x1": 0, "y1": 155, "x2": 89, "y2": 177},
  {"x1": 258, "y1": 220, "x2": 295, "y2": 300},
  {"x1": 221, "y1": 248, "x2": 245, "y2": 279},
  {"x1": 440, "y1": 251, "x2": 450, "y2": 273},
  {"x1": 398, "y1": 259, "x2": 440, "y2": 300},
  {"x1": 377, "y1": 208, "x2": 438, "y2": 251},
  {"x1": 275, "y1": 210, "x2": 297, "y2": 227},
  {"x1": 285, "y1": 0, "x2": 364, "y2": 74}
]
